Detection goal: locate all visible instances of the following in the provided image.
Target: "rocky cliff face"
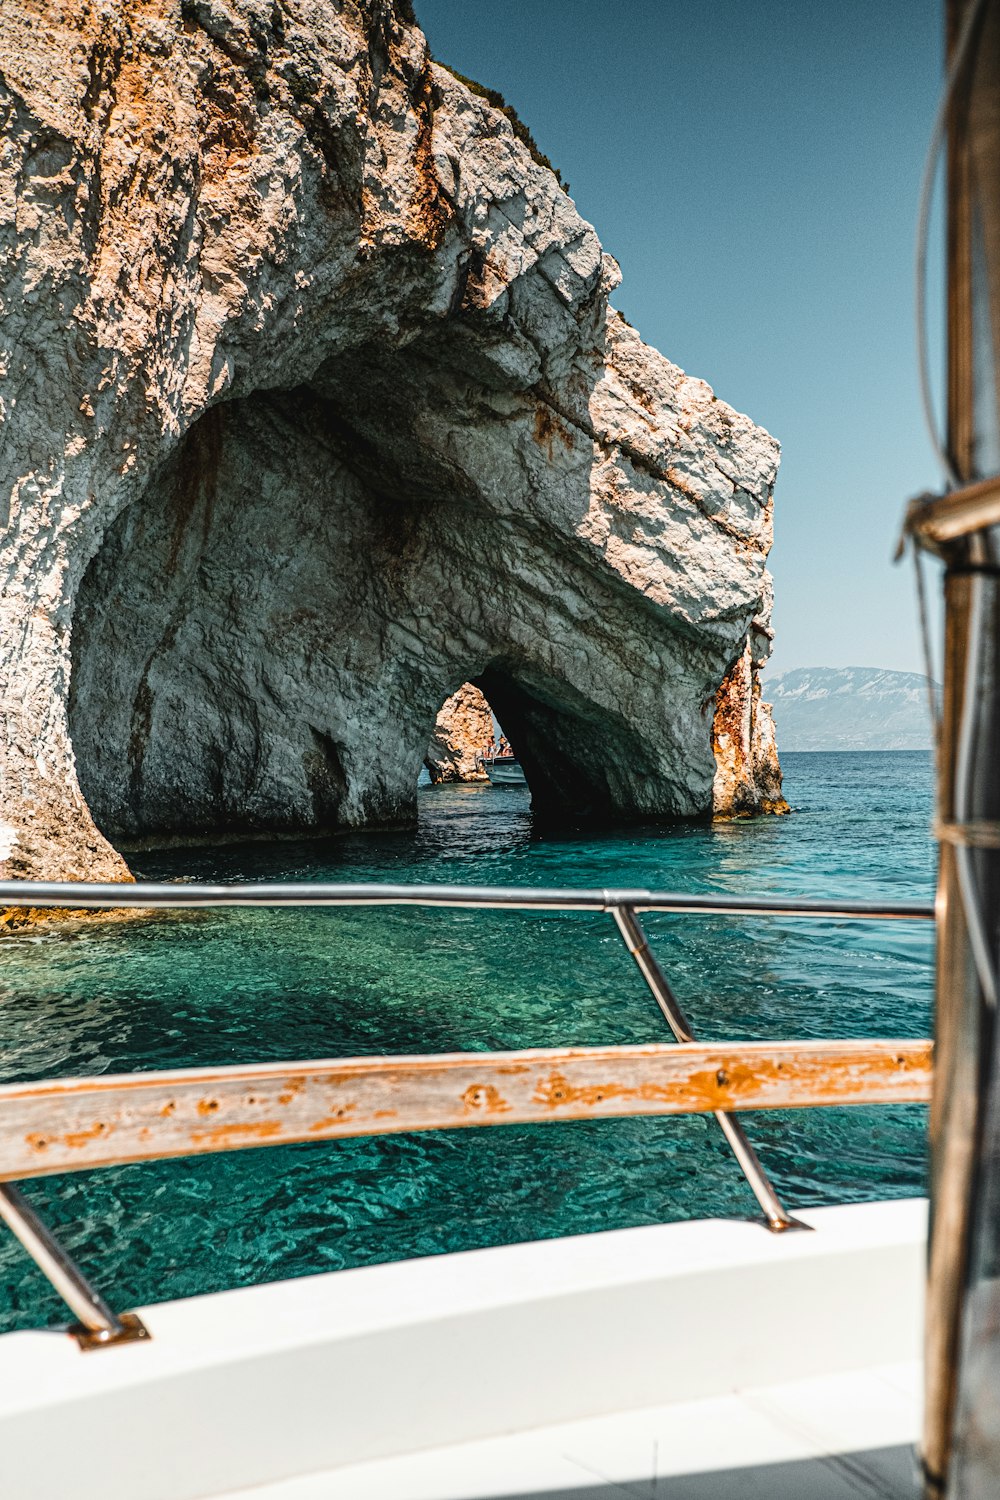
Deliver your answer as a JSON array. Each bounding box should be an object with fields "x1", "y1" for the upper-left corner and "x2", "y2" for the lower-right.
[
  {"x1": 426, "y1": 683, "x2": 491, "y2": 783},
  {"x1": 1, "y1": 0, "x2": 783, "y2": 882}
]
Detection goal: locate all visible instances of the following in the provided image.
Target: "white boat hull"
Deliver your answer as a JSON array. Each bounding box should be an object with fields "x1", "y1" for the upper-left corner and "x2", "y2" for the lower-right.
[
  {"x1": 483, "y1": 758, "x2": 526, "y2": 785},
  {"x1": 0, "y1": 1199, "x2": 925, "y2": 1499}
]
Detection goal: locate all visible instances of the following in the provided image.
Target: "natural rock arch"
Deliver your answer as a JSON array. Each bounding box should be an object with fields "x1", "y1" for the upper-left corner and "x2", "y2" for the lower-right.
[
  {"x1": 68, "y1": 372, "x2": 762, "y2": 842},
  {"x1": 2, "y1": 0, "x2": 784, "y2": 881}
]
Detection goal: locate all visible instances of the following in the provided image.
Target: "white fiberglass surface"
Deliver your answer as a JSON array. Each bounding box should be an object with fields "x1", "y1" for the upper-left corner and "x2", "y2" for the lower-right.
[{"x1": 0, "y1": 1201, "x2": 925, "y2": 1500}]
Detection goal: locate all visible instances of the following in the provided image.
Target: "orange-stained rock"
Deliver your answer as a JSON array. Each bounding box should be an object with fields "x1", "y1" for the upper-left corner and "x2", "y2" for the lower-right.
[
  {"x1": 426, "y1": 685, "x2": 492, "y2": 783},
  {"x1": 712, "y1": 644, "x2": 790, "y2": 818}
]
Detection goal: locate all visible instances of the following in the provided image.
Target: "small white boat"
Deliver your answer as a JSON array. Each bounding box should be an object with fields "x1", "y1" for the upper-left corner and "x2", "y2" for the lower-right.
[{"x1": 479, "y1": 754, "x2": 526, "y2": 786}]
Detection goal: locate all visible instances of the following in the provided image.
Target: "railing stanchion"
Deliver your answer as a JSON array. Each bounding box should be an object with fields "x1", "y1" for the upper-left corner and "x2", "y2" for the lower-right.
[
  {"x1": 609, "y1": 903, "x2": 800, "y2": 1232},
  {"x1": 0, "y1": 1183, "x2": 149, "y2": 1349}
]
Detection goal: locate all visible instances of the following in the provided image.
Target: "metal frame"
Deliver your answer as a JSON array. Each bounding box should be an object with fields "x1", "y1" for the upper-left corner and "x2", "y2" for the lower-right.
[
  {"x1": 0, "y1": 879, "x2": 933, "y2": 1346},
  {"x1": 611, "y1": 904, "x2": 801, "y2": 1230},
  {"x1": 0, "y1": 879, "x2": 933, "y2": 919},
  {"x1": 0, "y1": 1185, "x2": 148, "y2": 1348}
]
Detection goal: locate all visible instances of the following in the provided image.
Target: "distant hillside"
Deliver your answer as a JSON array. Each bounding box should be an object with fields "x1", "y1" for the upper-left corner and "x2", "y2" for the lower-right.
[{"x1": 765, "y1": 667, "x2": 936, "y2": 752}]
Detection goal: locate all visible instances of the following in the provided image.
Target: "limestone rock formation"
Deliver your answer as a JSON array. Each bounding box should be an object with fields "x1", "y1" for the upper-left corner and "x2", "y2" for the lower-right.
[
  {"x1": 0, "y1": 0, "x2": 784, "y2": 883},
  {"x1": 712, "y1": 643, "x2": 788, "y2": 817},
  {"x1": 426, "y1": 684, "x2": 491, "y2": 783}
]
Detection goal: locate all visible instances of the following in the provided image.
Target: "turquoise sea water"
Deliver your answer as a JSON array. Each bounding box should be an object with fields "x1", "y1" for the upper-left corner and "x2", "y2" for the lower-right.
[{"x1": 0, "y1": 751, "x2": 935, "y2": 1332}]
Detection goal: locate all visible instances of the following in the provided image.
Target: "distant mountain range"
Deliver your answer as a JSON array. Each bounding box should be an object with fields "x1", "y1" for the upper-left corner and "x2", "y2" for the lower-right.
[{"x1": 764, "y1": 667, "x2": 937, "y2": 752}]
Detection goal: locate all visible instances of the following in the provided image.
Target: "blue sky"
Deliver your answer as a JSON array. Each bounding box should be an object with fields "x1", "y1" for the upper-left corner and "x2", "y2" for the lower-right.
[{"x1": 415, "y1": 0, "x2": 946, "y2": 676}]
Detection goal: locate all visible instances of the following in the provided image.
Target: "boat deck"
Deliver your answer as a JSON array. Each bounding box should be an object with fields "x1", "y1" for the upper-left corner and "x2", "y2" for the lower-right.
[{"x1": 229, "y1": 1361, "x2": 918, "y2": 1498}]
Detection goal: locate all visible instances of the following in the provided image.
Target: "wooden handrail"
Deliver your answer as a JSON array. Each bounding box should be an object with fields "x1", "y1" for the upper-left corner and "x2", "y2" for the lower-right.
[
  {"x1": 905, "y1": 473, "x2": 1000, "y2": 552},
  {"x1": 0, "y1": 1038, "x2": 933, "y2": 1181}
]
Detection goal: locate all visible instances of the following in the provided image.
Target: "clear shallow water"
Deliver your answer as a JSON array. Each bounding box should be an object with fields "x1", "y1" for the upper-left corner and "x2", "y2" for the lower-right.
[{"x1": 0, "y1": 752, "x2": 935, "y2": 1331}]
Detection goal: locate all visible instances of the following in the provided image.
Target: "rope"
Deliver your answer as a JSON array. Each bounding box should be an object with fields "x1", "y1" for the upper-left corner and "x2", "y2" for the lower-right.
[
  {"x1": 913, "y1": 543, "x2": 943, "y2": 754},
  {"x1": 953, "y1": 566, "x2": 998, "y2": 1005},
  {"x1": 915, "y1": 0, "x2": 988, "y2": 487}
]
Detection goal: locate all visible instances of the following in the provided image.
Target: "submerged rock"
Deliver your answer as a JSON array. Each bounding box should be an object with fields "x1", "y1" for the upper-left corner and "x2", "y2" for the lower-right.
[
  {"x1": 0, "y1": 0, "x2": 784, "y2": 882},
  {"x1": 426, "y1": 684, "x2": 491, "y2": 783}
]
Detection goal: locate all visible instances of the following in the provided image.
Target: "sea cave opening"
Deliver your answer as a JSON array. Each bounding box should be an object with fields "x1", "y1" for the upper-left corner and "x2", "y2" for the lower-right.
[
  {"x1": 68, "y1": 382, "x2": 686, "y2": 862},
  {"x1": 418, "y1": 662, "x2": 667, "y2": 830},
  {"x1": 422, "y1": 682, "x2": 514, "y2": 788}
]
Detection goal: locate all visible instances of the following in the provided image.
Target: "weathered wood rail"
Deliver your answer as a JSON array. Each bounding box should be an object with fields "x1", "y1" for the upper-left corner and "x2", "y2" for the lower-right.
[{"x1": 0, "y1": 1038, "x2": 933, "y2": 1181}]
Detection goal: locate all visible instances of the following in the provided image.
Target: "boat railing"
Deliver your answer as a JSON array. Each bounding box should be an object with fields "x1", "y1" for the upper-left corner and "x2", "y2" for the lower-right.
[{"x1": 0, "y1": 879, "x2": 935, "y2": 1349}]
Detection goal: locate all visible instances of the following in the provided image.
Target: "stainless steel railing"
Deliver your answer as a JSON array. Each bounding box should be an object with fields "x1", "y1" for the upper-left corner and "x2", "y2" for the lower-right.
[
  {"x1": 0, "y1": 879, "x2": 935, "y2": 918},
  {"x1": 0, "y1": 879, "x2": 934, "y2": 1347}
]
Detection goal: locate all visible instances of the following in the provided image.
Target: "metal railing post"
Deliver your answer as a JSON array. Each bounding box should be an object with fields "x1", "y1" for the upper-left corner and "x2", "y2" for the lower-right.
[
  {"x1": 610, "y1": 903, "x2": 800, "y2": 1232},
  {"x1": 0, "y1": 1183, "x2": 149, "y2": 1349}
]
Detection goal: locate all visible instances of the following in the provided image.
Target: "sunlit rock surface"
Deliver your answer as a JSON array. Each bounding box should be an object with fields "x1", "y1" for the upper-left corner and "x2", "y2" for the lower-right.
[
  {"x1": 426, "y1": 684, "x2": 491, "y2": 783},
  {"x1": 0, "y1": 0, "x2": 783, "y2": 881}
]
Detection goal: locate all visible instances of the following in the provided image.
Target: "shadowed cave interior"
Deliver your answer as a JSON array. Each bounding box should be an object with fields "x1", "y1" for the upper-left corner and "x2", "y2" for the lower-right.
[{"x1": 68, "y1": 385, "x2": 688, "y2": 850}]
